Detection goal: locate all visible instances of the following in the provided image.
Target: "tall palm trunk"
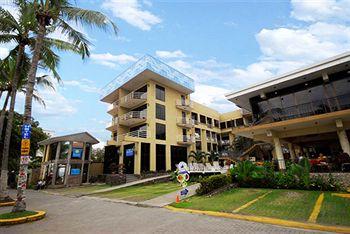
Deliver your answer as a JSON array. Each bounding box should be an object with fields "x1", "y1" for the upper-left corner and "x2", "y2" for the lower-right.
[
  {"x1": 0, "y1": 43, "x2": 25, "y2": 202},
  {"x1": 13, "y1": 23, "x2": 46, "y2": 212},
  {"x1": 0, "y1": 91, "x2": 11, "y2": 140}
]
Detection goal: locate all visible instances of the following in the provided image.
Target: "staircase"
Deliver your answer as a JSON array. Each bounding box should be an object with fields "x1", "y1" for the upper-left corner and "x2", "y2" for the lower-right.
[{"x1": 125, "y1": 174, "x2": 139, "y2": 183}]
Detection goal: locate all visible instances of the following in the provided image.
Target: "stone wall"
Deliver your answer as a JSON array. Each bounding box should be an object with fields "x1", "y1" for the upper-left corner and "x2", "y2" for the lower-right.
[{"x1": 310, "y1": 173, "x2": 350, "y2": 188}]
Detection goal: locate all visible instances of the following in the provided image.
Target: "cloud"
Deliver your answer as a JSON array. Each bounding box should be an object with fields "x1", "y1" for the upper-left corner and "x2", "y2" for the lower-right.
[
  {"x1": 290, "y1": 0, "x2": 350, "y2": 22},
  {"x1": 155, "y1": 50, "x2": 187, "y2": 59},
  {"x1": 102, "y1": 0, "x2": 162, "y2": 31},
  {"x1": 90, "y1": 53, "x2": 137, "y2": 68},
  {"x1": 64, "y1": 79, "x2": 101, "y2": 94},
  {"x1": 0, "y1": 47, "x2": 9, "y2": 59}
]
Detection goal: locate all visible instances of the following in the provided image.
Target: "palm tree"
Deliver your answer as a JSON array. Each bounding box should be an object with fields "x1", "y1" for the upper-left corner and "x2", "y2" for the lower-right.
[
  {"x1": 188, "y1": 151, "x2": 206, "y2": 164},
  {"x1": 206, "y1": 151, "x2": 219, "y2": 165},
  {"x1": 15, "y1": 0, "x2": 117, "y2": 212}
]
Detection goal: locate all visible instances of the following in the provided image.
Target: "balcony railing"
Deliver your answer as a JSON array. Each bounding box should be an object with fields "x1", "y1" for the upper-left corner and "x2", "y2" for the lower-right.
[
  {"x1": 118, "y1": 110, "x2": 147, "y2": 126},
  {"x1": 177, "y1": 135, "x2": 195, "y2": 145},
  {"x1": 176, "y1": 99, "x2": 193, "y2": 111},
  {"x1": 119, "y1": 91, "x2": 147, "y2": 109},
  {"x1": 107, "y1": 101, "x2": 119, "y2": 115},
  {"x1": 254, "y1": 93, "x2": 350, "y2": 125},
  {"x1": 177, "y1": 117, "x2": 195, "y2": 128},
  {"x1": 106, "y1": 118, "x2": 118, "y2": 130},
  {"x1": 126, "y1": 129, "x2": 148, "y2": 138}
]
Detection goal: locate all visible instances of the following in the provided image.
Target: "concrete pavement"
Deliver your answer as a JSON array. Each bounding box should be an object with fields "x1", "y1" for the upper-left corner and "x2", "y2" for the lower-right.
[{"x1": 0, "y1": 190, "x2": 328, "y2": 234}]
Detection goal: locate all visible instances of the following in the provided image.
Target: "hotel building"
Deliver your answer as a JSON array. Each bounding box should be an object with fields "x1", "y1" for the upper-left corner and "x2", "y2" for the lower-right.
[
  {"x1": 101, "y1": 55, "x2": 251, "y2": 175},
  {"x1": 226, "y1": 52, "x2": 350, "y2": 170}
]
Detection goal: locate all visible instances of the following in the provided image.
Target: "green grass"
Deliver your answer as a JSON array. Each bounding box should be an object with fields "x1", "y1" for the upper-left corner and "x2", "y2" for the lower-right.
[
  {"x1": 0, "y1": 211, "x2": 37, "y2": 219},
  {"x1": 240, "y1": 189, "x2": 320, "y2": 221},
  {"x1": 317, "y1": 192, "x2": 350, "y2": 226},
  {"x1": 46, "y1": 184, "x2": 111, "y2": 195},
  {"x1": 172, "y1": 188, "x2": 268, "y2": 212},
  {"x1": 91, "y1": 182, "x2": 182, "y2": 202}
]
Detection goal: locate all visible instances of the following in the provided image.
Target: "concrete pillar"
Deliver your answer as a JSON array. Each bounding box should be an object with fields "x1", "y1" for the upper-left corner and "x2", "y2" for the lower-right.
[
  {"x1": 166, "y1": 144, "x2": 171, "y2": 171},
  {"x1": 86, "y1": 144, "x2": 92, "y2": 183},
  {"x1": 288, "y1": 143, "x2": 296, "y2": 161},
  {"x1": 337, "y1": 129, "x2": 350, "y2": 155},
  {"x1": 119, "y1": 145, "x2": 124, "y2": 165},
  {"x1": 52, "y1": 142, "x2": 61, "y2": 185},
  {"x1": 64, "y1": 141, "x2": 73, "y2": 186},
  {"x1": 134, "y1": 142, "x2": 141, "y2": 175},
  {"x1": 150, "y1": 143, "x2": 156, "y2": 171},
  {"x1": 80, "y1": 142, "x2": 86, "y2": 185},
  {"x1": 273, "y1": 136, "x2": 286, "y2": 170}
]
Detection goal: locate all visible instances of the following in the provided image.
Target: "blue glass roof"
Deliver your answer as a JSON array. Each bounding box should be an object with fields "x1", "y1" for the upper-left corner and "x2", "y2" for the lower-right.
[{"x1": 101, "y1": 55, "x2": 195, "y2": 98}]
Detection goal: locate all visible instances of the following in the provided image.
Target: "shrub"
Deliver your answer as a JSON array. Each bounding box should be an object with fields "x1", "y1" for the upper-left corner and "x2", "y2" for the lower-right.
[{"x1": 196, "y1": 174, "x2": 231, "y2": 195}]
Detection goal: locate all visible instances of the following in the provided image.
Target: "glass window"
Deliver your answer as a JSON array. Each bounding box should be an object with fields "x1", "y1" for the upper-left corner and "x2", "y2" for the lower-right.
[
  {"x1": 214, "y1": 119, "x2": 219, "y2": 128},
  {"x1": 236, "y1": 118, "x2": 244, "y2": 126},
  {"x1": 156, "y1": 103, "x2": 166, "y2": 120},
  {"x1": 227, "y1": 120, "x2": 233, "y2": 128},
  {"x1": 207, "y1": 118, "x2": 212, "y2": 124},
  {"x1": 191, "y1": 112, "x2": 198, "y2": 121},
  {"x1": 196, "y1": 141, "x2": 202, "y2": 151},
  {"x1": 156, "y1": 85, "x2": 165, "y2": 101},
  {"x1": 200, "y1": 115, "x2": 206, "y2": 124},
  {"x1": 59, "y1": 141, "x2": 70, "y2": 160},
  {"x1": 156, "y1": 123, "x2": 166, "y2": 140},
  {"x1": 220, "y1": 122, "x2": 226, "y2": 129}
]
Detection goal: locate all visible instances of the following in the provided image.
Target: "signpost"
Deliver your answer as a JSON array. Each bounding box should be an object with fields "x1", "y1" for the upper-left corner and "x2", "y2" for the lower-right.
[
  {"x1": 176, "y1": 161, "x2": 190, "y2": 202},
  {"x1": 13, "y1": 124, "x2": 32, "y2": 211}
]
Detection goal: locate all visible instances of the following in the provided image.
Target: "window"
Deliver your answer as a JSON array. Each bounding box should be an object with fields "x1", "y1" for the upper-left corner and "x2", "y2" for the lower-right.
[
  {"x1": 156, "y1": 104, "x2": 166, "y2": 120},
  {"x1": 207, "y1": 117, "x2": 212, "y2": 124},
  {"x1": 220, "y1": 122, "x2": 226, "y2": 129},
  {"x1": 214, "y1": 119, "x2": 219, "y2": 128},
  {"x1": 59, "y1": 141, "x2": 70, "y2": 160},
  {"x1": 196, "y1": 141, "x2": 202, "y2": 151},
  {"x1": 191, "y1": 112, "x2": 198, "y2": 124},
  {"x1": 227, "y1": 120, "x2": 233, "y2": 128},
  {"x1": 156, "y1": 123, "x2": 166, "y2": 140},
  {"x1": 236, "y1": 118, "x2": 244, "y2": 126},
  {"x1": 207, "y1": 143, "x2": 211, "y2": 152},
  {"x1": 200, "y1": 115, "x2": 206, "y2": 124},
  {"x1": 48, "y1": 142, "x2": 58, "y2": 161},
  {"x1": 156, "y1": 85, "x2": 165, "y2": 101}
]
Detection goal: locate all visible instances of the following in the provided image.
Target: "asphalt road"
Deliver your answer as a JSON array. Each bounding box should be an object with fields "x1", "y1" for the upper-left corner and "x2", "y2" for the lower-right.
[{"x1": 0, "y1": 190, "x2": 328, "y2": 234}]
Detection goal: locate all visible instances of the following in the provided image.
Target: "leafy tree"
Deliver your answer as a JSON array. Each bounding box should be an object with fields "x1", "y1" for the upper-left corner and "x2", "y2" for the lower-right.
[
  {"x1": 188, "y1": 151, "x2": 206, "y2": 164},
  {"x1": 91, "y1": 148, "x2": 104, "y2": 163},
  {"x1": 206, "y1": 151, "x2": 219, "y2": 165}
]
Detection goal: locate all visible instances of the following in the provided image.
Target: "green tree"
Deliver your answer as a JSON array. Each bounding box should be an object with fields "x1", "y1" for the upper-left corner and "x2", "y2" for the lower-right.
[
  {"x1": 188, "y1": 151, "x2": 206, "y2": 164},
  {"x1": 91, "y1": 148, "x2": 104, "y2": 163},
  {"x1": 206, "y1": 151, "x2": 219, "y2": 165}
]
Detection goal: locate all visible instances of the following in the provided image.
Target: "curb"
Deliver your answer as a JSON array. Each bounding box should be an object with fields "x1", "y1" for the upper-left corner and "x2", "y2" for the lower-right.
[
  {"x1": 0, "y1": 210, "x2": 46, "y2": 226},
  {"x1": 0, "y1": 201, "x2": 15, "y2": 207},
  {"x1": 165, "y1": 206, "x2": 350, "y2": 234}
]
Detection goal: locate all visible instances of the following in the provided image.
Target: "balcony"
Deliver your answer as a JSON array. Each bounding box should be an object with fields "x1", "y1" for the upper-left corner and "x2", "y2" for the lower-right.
[
  {"x1": 206, "y1": 123, "x2": 213, "y2": 128},
  {"x1": 254, "y1": 93, "x2": 350, "y2": 125},
  {"x1": 119, "y1": 91, "x2": 147, "y2": 109},
  {"x1": 106, "y1": 118, "x2": 118, "y2": 131},
  {"x1": 118, "y1": 110, "x2": 147, "y2": 127},
  {"x1": 176, "y1": 117, "x2": 195, "y2": 128},
  {"x1": 176, "y1": 99, "x2": 193, "y2": 112},
  {"x1": 177, "y1": 135, "x2": 195, "y2": 145},
  {"x1": 107, "y1": 101, "x2": 119, "y2": 116}
]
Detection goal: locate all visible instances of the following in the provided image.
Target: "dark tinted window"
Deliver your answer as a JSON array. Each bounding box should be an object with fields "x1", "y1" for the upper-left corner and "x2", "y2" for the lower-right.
[
  {"x1": 200, "y1": 115, "x2": 206, "y2": 124},
  {"x1": 214, "y1": 119, "x2": 219, "y2": 128},
  {"x1": 156, "y1": 85, "x2": 165, "y2": 101},
  {"x1": 220, "y1": 122, "x2": 226, "y2": 129},
  {"x1": 227, "y1": 120, "x2": 233, "y2": 128},
  {"x1": 156, "y1": 103, "x2": 165, "y2": 120},
  {"x1": 236, "y1": 118, "x2": 244, "y2": 126},
  {"x1": 156, "y1": 123, "x2": 166, "y2": 140}
]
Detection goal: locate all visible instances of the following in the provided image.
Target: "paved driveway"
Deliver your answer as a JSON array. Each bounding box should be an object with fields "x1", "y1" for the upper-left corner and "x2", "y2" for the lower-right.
[{"x1": 0, "y1": 190, "x2": 327, "y2": 234}]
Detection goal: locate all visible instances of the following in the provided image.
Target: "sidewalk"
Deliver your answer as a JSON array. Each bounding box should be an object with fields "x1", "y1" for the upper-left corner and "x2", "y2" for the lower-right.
[
  {"x1": 84, "y1": 175, "x2": 171, "y2": 196},
  {"x1": 139, "y1": 183, "x2": 200, "y2": 207}
]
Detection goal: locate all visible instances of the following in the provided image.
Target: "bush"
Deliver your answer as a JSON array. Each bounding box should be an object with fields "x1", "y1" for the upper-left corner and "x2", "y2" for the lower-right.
[
  {"x1": 196, "y1": 174, "x2": 231, "y2": 195},
  {"x1": 230, "y1": 160, "x2": 344, "y2": 191}
]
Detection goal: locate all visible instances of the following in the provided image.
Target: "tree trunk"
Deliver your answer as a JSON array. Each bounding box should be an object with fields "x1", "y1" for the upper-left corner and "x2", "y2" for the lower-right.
[
  {"x1": 0, "y1": 91, "x2": 11, "y2": 141},
  {"x1": 13, "y1": 23, "x2": 46, "y2": 212},
  {"x1": 0, "y1": 43, "x2": 25, "y2": 202}
]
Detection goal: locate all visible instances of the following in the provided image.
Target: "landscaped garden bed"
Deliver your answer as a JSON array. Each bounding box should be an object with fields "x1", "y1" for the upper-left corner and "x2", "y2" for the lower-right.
[{"x1": 0, "y1": 210, "x2": 46, "y2": 226}]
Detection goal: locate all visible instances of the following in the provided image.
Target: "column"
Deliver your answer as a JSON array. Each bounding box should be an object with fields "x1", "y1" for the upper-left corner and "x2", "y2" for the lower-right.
[
  {"x1": 150, "y1": 142, "x2": 156, "y2": 171},
  {"x1": 86, "y1": 144, "x2": 92, "y2": 183},
  {"x1": 64, "y1": 142, "x2": 72, "y2": 186},
  {"x1": 288, "y1": 143, "x2": 296, "y2": 161},
  {"x1": 52, "y1": 142, "x2": 61, "y2": 185},
  {"x1": 166, "y1": 144, "x2": 171, "y2": 171},
  {"x1": 337, "y1": 129, "x2": 350, "y2": 155},
  {"x1": 134, "y1": 142, "x2": 141, "y2": 175},
  {"x1": 80, "y1": 142, "x2": 86, "y2": 185},
  {"x1": 273, "y1": 136, "x2": 286, "y2": 170}
]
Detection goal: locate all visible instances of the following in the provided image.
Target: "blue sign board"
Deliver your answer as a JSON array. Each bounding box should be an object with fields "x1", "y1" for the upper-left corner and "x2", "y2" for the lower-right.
[
  {"x1": 21, "y1": 124, "x2": 32, "y2": 139},
  {"x1": 180, "y1": 188, "x2": 189, "y2": 196},
  {"x1": 125, "y1": 148, "x2": 134, "y2": 157},
  {"x1": 71, "y1": 148, "x2": 83, "y2": 158},
  {"x1": 71, "y1": 168, "x2": 80, "y2": 175}
]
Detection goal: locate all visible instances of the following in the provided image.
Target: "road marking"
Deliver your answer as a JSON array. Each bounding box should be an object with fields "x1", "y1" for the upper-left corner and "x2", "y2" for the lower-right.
[
  {"x1": 332, "y1": 193, "x2": 350, "y2": 199},
  {"x1": 165, "y1": 206, "x2": 350, "y2": 233},
  {"x1": 232, "y1": 191, "x2": 272, "y2": 213},
  {"x1": 308, "y1": 193, "x2": 324, "y2": 223}
]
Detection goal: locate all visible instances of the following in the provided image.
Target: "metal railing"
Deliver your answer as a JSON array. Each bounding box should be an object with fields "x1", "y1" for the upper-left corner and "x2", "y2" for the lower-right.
[
  {"x1": 126, "y1": 129, "x2": 148, "y2": 138},
  {"x1": 108, "y1": 101, "x2": 119, "y2": 112},
  {"x1": 177, "y1": 135, "x2": 195, "y2": 143},
  {"x1": 118, "y1": 110, "x2": 147, "y2": 121},
  {"x1": 177, "y1": 117, "x2": 195, "y2": 126},
  {"x1": 176, "y1": 99, "x2": 193, "y2": 108},
  {"x1": 119, "y1": 91, "x2": 147, "y2": 105},
  {"x1": 253, "y1": 93, "x2": 350, "y2": 125},
  {"x1": 106, "y1": 118, "x2": 118, "y2": 128}
]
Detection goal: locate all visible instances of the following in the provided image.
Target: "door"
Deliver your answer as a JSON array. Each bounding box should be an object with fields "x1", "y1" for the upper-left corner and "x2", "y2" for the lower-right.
[
  {"x1": 181, "y1": 95, "x2": 186, "y2": 105},
  {"x1": 123, "y1": 144, "x2": 135, "y2": 174},
  {"x1": 182, "y1": 129, "x2": 187, "y2": 142}
]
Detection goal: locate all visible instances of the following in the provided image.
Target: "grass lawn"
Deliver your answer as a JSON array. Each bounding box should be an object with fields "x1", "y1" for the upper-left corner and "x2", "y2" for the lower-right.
[
  {"x1": 317, "y1": 192, "x2": 350, "y2": 227},
  {"x1": 0, "y1": 211, "x2": 37, "y2": 219},
  {"x1": 172, "y1": 188, "x2": 268, "y2": 212},
  {"x1": 91, "y1": 182, "x2": 182, "y2": 202},
  {"x1": 239, "y1": 189, "x2": 320, "y2": 221},
  {"x1": 46, "y1": 184, "x2": 111, "y2": 195}
]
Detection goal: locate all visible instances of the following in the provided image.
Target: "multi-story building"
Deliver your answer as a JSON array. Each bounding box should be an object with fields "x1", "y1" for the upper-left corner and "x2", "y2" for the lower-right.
[
  {"x1": 101, "y1": 55, "x2": 251, "y2": 175},
  {"x1": 226, "y1": 52, "x2": 350, "y2": 170}
]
